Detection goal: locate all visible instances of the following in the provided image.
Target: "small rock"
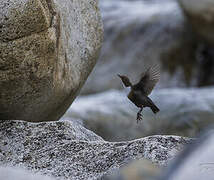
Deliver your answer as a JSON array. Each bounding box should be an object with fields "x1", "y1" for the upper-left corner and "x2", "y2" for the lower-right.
[{"x1": 102, "y1": 159, "x2": 161, "y2": 180}]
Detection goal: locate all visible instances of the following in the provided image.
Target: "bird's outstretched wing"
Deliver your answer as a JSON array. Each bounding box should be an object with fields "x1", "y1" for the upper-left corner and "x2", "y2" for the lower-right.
[{"x1": 135, "y1": 65, "x2": 160, "y2": 95}]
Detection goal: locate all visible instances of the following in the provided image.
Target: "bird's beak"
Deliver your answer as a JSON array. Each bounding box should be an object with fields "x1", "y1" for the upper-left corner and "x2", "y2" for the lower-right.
[{"x1": 117, "y1": 74, "x2": 122, "y2": 78}]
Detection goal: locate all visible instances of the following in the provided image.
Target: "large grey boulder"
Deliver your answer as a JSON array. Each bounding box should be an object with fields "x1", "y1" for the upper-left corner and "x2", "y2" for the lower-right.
[
  {"x1": 81, "y1": 0, "x2": 198, "y2": 94},
  {"x1": 0, "y1": 0, "x2": 103, "y2": 122},
  {"x1": 62, "y1": 87, "x2": 214, "y2": 141},
  {"x1": 178, "y1": 0, "x2": 214, "y2": 44},
  {"x1": 0, "y1": 120, "x2": 191, "y2": 180}
]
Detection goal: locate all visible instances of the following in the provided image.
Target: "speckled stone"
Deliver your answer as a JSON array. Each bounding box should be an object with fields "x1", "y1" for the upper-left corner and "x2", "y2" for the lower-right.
[
  {"x1": 0, "y1": 0, "x2": 103, "y2": 121},
  {"x1": 0, "y1": 0, "x2": 51, "y2": 42},
  {"x1": 0, "y1": 120, "x2": 192, "y2": 180}
]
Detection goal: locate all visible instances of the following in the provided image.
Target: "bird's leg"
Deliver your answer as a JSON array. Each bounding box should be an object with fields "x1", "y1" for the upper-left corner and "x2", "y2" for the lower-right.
[{"x1": 136, "y1": 107, "x2": 143, "y2": 123}]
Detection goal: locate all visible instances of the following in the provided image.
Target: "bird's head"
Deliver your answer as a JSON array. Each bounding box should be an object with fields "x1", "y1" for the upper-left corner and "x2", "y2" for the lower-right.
[{"x1": 117, "y1": 74, "x2": 132, "y2": 87}]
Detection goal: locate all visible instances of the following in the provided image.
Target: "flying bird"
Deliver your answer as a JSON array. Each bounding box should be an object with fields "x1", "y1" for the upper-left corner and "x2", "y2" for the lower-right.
[{"x1": 118, "y1": 65, "x2": 160, "y2": 122}]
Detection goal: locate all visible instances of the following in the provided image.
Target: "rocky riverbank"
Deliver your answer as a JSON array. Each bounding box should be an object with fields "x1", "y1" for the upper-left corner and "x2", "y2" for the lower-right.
[{"x1": 1, "y1": 0, "x2": 214, "y2": 179}]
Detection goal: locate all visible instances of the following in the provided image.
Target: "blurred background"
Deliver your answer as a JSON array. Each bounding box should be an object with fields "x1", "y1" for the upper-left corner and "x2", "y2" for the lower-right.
[{"x1": 61, "y1": 0, "x2": 214, "y2": 142}]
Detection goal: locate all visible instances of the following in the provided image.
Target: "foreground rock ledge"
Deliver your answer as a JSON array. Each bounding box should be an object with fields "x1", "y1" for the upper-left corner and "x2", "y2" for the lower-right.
[
  {"x1": 0, "y1": 120, "x2": 192, "y2": 180},
  {"x1": 0, "y1": 0, "x2": 103, "y2": 122}
]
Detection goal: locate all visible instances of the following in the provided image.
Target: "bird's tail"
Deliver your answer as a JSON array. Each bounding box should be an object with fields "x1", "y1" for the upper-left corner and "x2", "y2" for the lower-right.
[
  {"x1": 146, "y1": 96, "x2": 160, "y2": 114},
  {"x1": 151, "y1": 104, "x2": 160, "y2": 114}
]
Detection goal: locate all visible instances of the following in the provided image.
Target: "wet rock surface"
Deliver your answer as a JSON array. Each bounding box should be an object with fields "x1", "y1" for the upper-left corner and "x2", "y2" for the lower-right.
[
  {"x1": 63, "y1": 87, "x2": 214, "y2": 141},
  {"x1": 161, "y1": 130, "x2": 214, "y2": 180},
  {"x1": 0, "y1": 120, "x2": 191, "y2": 180},
  {"x1": 0, "y1": 0, "x2": 103, "y2": 122}
]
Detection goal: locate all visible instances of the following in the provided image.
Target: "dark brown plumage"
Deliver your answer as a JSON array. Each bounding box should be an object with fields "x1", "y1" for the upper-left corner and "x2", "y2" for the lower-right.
[{"x1": 118, "y1": 65, "x2": 160, "y2": 122}]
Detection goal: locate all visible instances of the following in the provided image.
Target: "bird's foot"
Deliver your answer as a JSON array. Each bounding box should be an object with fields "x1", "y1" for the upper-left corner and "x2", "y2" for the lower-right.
[
  {"x1": 136, "y1": 107, "x2": 143, "y2": 123},
  {"x1": 136, "y1": 112, "x2": 143, "y2": 123}
]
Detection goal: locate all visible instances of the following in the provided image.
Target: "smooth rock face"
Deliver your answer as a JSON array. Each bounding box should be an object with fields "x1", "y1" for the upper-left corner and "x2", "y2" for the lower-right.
[
  {"x1": 81, "y1": 0, "x2": 198, "y2": 94},
  {"x1": 0, "y1": 0, "x2": 103, "y2": 121},
  {"x1": 178, "y1": 0, "x2": 214, "y2": 44},
  {"x1": 161, "y1": 130, "x2": 214, "y2": 180},
  {"x1": 62, "y1": 87, "x2": 214, "y2": 141},
  {"x1": 0, "y1": 167, "x2": 55, "y2": 180},
  {"x1": 0, "y1": 120, "x2": 191, "y2": 180}
]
